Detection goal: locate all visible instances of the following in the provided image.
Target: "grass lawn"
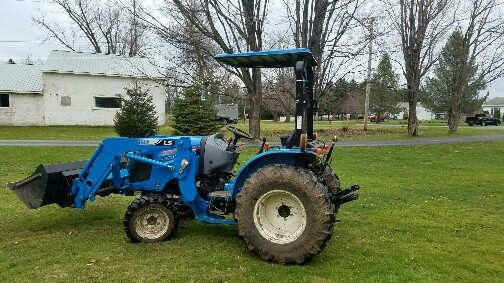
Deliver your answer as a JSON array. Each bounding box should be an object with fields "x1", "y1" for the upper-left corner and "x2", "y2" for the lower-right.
[
  {"x1": 0, "y1": 120, "x2": 502, "y2": 142},
  {"x1": 1, "y1": 142, "x2": 503, "y2": 282}
]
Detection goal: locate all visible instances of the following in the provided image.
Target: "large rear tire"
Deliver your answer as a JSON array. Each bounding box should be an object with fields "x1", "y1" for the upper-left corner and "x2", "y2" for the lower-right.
[
  {"x1": 235, "y1": 165, "x2": 334, "y2": 264},
  {"x1": 123, "y1": 194, "x2": 179, "y2": 243},
  {"x1": 322, "y1": 166, "x2": 341, "y2": 196}
]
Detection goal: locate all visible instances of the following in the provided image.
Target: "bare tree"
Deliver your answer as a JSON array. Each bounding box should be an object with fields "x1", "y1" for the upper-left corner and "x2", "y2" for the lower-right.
[
  {"x1": 462, "y1": 0, "x2": 504, "y2": 83},
  {"x1": 284, "y1": 0, "x2": 366, "y2": 106},
  {"x1": 147, "y1": 0, "x2": 267, "y2": 138},
  {"x1": 341, "y1": 79, "x2": 365, "y2": 118},
  {"x1": 34, "y1": 0, "x2": 146, "y2": 56},
  {"x1": 262, "y1": 69, "x2": 296, "y2": 122},
  {"x1": 425, "y1": 0, "x2": 504, "y2": 134},
  {"x1": 386, "y1": 0, "x2": 453, "y2": 136}
]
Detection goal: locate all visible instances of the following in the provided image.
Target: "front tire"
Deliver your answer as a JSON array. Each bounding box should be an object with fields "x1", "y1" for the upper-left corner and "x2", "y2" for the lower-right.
[
  {"x1": 123, "y1": 194, "x2": 179, "y2": 243},
  {"x1": 235, "y1": 165, "x2": 334, "y2": 264},
  {"x1": 481, "y1": 121, "x2": 486, "y2": 126}
]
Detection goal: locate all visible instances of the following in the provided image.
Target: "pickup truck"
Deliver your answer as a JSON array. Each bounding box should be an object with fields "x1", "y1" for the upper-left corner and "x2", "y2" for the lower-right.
[{"x1": 465, "y1": 113, "x2": 501, "y2": 126}]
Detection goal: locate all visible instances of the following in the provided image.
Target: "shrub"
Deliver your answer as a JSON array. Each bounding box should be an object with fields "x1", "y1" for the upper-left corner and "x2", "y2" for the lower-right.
[
  {"x1": 493, "y1": 109, "x2": 500, "y2": 120},
  {"x1": 172, "y1": 84, "x2": 221, "y2": 136},
  {"x1": 403, "y1": 111, "x2": 409, "y2": 120},
  {"x1": 114, "y1": 83, "x2": 158, "y2": 137}
]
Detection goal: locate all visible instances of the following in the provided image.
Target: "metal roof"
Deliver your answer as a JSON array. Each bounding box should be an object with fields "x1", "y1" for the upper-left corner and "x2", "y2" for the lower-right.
[
  {"x1": 43, "y1": 50, "x2": 165, "y2": 79},
  {"x1": 214, "y1": 48, "x2": 317, "y2": 68},
  {"x1": 484, "y1": 97, "x2": 504, "y2": 106},
  {"x1": 0, "y1": 63, "x2": 43, "y2": 93}
]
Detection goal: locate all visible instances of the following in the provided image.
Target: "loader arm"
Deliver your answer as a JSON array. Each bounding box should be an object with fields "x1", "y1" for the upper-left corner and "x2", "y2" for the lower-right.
[{"x1": 72, "y1": 136, "x2": 197, "y2": 208}]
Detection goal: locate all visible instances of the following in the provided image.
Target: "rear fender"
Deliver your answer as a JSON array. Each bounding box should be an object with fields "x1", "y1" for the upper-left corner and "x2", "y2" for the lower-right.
[{"x1": 225, "y1": 149, "x2": 316, "y2": 197}]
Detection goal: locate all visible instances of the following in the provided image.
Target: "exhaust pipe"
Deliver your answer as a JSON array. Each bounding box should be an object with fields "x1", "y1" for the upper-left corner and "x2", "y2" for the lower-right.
[{"x1": 8, "y1": 160, "x2": 87, "y2": 209}]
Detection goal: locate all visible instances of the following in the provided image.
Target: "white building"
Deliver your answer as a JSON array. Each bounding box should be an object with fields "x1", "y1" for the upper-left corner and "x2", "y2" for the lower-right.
[
  {"x1": 482, "y1": 97, "x2": 504, "y2": 118},
  {"x1": 394, "y1": 102, "x2": 436, "y2": 120},
  {"x1": 0, "y1": 63, "x2": 44, "y2": 125},
  {"x1": 0, "y1": 50, "x2": 166, "y2": 126}
]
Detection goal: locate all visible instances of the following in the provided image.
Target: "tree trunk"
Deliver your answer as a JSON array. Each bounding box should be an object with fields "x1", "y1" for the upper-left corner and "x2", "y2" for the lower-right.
[
  {"x1": 246, "y1": 68, "x2": 262, "y2": 138},
  {"x1": 407, "y1": 96, "x2": 419, "y2": 136},
  {"x1": 447, "y1": 110, "x2": 460, "y2": 134},
  {"x1": 273, "y1": 113, "x2": 279, "y2": 122},
  {"x1": 285, "y1": 113, "x2": 291, "y2": 123}
]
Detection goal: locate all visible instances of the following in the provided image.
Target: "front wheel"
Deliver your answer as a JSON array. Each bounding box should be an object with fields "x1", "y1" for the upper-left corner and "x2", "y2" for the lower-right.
[
  {"x1": 481, "y1": 121, "x2": 486, "y2": 126},
  {"x1": 235, "y1": 165, "x2": 334, "y2": 264},
  {"x1": 123, "y1": 194, "x2": 179, "y2": 243}
]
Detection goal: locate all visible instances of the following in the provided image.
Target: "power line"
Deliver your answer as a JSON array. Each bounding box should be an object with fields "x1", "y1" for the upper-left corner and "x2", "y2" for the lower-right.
[{"x1": 0, "y1": 40, "x2": 45, "y2": 43}]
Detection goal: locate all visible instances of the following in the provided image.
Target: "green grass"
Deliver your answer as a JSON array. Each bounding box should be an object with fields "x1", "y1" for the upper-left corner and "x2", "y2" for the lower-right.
[
  {"x1": 235, "y1": 120, "x2": 504, "y2": 142},
  {"x1": 1, "y1": 120, "x2": 502, "y2": 142},
  {"x1": 1, "y1": 142, "x2": 503, "y2": 282}
]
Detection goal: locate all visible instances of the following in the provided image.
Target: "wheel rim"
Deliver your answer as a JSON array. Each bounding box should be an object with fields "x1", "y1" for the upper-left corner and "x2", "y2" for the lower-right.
[
  {"x1": 134, "y1": 205, "x2": 170, "y2": 240},
  {"x1": 253, "y1": 189, "x2": 307, "y2": 244}
]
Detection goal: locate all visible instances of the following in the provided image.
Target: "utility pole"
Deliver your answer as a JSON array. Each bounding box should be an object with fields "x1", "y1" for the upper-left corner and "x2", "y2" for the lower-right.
[{"x1": 363, "y1": 17, "x2": 374, "y2": 131}]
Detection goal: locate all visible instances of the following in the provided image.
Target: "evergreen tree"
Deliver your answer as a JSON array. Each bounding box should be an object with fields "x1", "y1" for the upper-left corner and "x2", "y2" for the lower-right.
[
  {"x1": 172, "y1": 83, "x2": 221, "y2": 136},
  {"x1": 318, "y1": 81, "x2": 336, "y2": 118},
  {"x1": 333, "y1": 78, "x2": 349, "y2": 118},
  {"x1": 114, "y1": 82, "x2": 158, "y2": 137},
  {"x1": 424, "y1": 30, "x2": 487, "y2": 134},
  {"x1": 370, "y1": 53, "x2": 400, "y2": 122}
]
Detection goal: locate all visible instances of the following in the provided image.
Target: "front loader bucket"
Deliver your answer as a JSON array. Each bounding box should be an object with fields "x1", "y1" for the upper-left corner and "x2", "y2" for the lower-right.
[{"x1": 8, "y1": 160, "x2": 87, "y2": 209}]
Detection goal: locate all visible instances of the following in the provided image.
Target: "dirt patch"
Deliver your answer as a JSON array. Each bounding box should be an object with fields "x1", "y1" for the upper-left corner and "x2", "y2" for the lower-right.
[
  {"x1": 261, "y1": 127, "x2": 398, "y2": 139},
  {"x1": 316, "y1": 127, "x2": 397, "y2": 137}
]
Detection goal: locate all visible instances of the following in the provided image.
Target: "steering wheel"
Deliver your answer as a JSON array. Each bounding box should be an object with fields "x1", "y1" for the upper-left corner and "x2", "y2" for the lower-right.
[{"x1": 226, "y1": 126, "x2": 254, "y2": 140}]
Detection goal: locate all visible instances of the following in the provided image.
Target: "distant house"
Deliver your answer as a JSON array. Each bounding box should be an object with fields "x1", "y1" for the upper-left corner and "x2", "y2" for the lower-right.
[
  {"x1": 215, "y1": 104, "x2": 239, "y2": 119},
  {"x1": 0, "y1": 50, "x2": 166, "y2": 126},
  {"x1": 0, "y1": 63, "x2": 44, "y2": 125},
  {"x1": 394, "y1": 102, "x2": 436, "y2": 120},
  {"x1": 482, "y1": 97, "x2": 504, "y2": 118}
]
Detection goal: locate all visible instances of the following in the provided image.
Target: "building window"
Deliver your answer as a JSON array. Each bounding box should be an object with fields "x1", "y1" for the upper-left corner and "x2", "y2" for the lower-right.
[
  {"x1": 0, "y1": 94, "x2": 9, "y2": 108},
  {"x1": 61, "y1": 96, "x2": 71, "y2": 106},
  {"x1": 94, "y1": 96, "x2": 121, "y2": 109}
]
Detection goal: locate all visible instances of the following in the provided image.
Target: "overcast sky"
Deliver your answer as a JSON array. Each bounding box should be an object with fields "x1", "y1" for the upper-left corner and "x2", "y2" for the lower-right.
[
  {"x1": 0, "y1": 0, "x2": 502, "y2": 98},
  {"x1": 0, "y1": 0, "x2": 60, "y2": 62}
]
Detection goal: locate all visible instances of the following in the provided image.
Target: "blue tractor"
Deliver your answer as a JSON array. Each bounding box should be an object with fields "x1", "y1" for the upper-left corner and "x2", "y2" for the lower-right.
[{"x1": 9, "y1": 49, "x2": 359, "y2": 264}]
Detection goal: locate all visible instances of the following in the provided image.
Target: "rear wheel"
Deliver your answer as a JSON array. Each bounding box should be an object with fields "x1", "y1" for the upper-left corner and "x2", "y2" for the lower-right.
[
  {"x1": 468, "y1": 121, "x2": 473, "y2": 126},
  {"x1": 235, "y1": 165, "x2": 334, "y2": 264},
  {"x1": 322, "y1": 166, "x2": 341, "y2": 196},
  {"x1": 123, "y1": 194, "x2": 179, "y2": 243}
]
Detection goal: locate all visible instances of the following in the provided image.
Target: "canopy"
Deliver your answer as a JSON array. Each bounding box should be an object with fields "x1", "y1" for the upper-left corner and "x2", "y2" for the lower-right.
[{"x1": 214, "y1": 48, "x2": 317, "y2": 68}]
